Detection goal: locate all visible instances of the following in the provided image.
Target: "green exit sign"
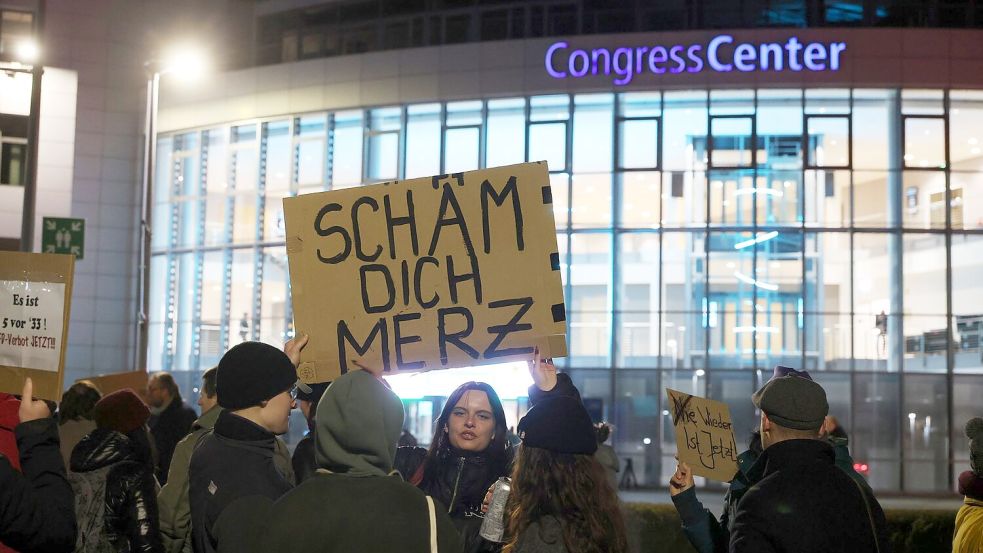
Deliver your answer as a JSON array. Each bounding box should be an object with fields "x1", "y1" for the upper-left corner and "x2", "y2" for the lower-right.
[{"x1": 42, "y1": 217, "x2": 85, "y2": 259}]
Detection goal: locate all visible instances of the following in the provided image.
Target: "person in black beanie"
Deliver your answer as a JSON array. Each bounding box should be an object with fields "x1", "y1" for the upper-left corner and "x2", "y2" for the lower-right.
[
  {"x1": 498, "y1": 354, "x2": 629, "y2": 553},
  {"x1": 189, "y1": 335, "x2": 310, "y2": 553}
]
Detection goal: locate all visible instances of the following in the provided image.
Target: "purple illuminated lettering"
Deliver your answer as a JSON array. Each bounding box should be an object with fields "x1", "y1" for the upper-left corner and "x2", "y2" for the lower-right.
[
  {"x1": 707, "y1": 35, "x2": 734, "y2": 72},
  {"x1": 569, "y1": 49, "x2": 590, "y2": 77},
  {"x1": 591, "y1": 48, "x2": 611, "y2": 75},
  {"x1": 734, "y1": 43, "x2": 756, "y2": 72},
  {"x1": 669, "y1": 45, "x2": 686, "y2": 74},
  {"x1": 759, "y1": 43, "x2": 783, "y2": 71},
  {"x1": 648, "y1": 46, "x2": 668, "y2": 74},
  {"x1": 830, "y1": 42, "x2": 846, "y2": 70},
  {"x1": 612, "y1": 47, "x2": 634, "y2": 85},
  {"x1": 785, "y1": 37, "x2": 804, "y2": 71},
  {"x1": 545, "y1": 41, "x2": 568, "y2": 78},
  {"x1": 635, "y1": 46, "x2": 649, "y2": 74},
  {"x1": 803, "y1": 43, "x2": 827, "y2": 71},
  {"x1": 686, "y1": 45, "x2": 704, "y2": 73}
]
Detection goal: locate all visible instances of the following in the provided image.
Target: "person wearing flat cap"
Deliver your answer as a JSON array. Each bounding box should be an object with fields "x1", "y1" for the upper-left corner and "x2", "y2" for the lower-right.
[
  {"x1": 189, "y1": 336, "x2": 310, "y2": 553},
  {"x1": 500, "y1": 354, "x2": 629, "y2": 553},
  {"x1": 671, "y1": 365, "x2": 874, "y2": 553},
  {"x1": 729, "y1": 374, "x2": 889, "y2": 553}
]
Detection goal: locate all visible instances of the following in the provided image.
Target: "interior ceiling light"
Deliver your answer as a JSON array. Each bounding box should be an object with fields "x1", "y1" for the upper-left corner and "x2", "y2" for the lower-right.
[{"x1": 733, "y1": 270, "x2": 780, "y2": 291}]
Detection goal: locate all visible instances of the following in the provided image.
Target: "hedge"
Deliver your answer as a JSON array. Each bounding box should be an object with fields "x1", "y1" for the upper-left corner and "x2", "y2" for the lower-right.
[{"x1": 623, "y1": 503, "x2": 957, "y2": 553}]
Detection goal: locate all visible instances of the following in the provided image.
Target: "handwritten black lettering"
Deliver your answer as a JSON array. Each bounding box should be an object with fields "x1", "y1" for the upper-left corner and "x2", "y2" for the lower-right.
[
  {"x1": 480, "y1": 176, "x2": 524, "y2": 254},
  {"x1": 413, "y1": 256, "x2": 440, "y2": 309},
  {"x1": 351, "y1": 196, "x2": 383, "y2": 262},
  {"x1": 482, "y1": 297, "x2": 534, "y2": 358},
  {"x1": 315, "y1": 203, "x2": 351, "y2": 264},
  {"x1": 446, "y1": 254, "x2": 482, "y2": 305},
  {"x1": 437, "y1": 306, "x2": 479, "y2": 365},
  {"x1": 337, "y1": 318, "x2": 390, "y2": 374},
  {"x1": 393, "y1": 312, "x2": 425, "y2": 370},
  {"x1": 359, "y1": 264, "x2": 396, "y2": 313},
  {"x1": 384, "y1": 190, "x2": 420, "y2": 260}
]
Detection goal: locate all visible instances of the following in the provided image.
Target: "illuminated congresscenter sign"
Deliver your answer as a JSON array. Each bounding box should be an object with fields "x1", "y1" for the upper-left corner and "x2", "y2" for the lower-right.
[{"x1": 545, "y1": 35, "x2": 847, "y2": 85}]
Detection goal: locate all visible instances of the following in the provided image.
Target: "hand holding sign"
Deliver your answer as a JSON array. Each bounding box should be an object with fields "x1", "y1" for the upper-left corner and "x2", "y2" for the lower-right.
[
  {"x1": 669, "y1": 458, "x2": 695, "y2": 497},
  {"x1": 527, "y1": 346, "x2": 557, "y2": 392},
  {"x1": 285, "y1": 333, "x2": 309, "y2": 367},
  {"x1": 666, "y1": 388, "x2": 739, "y2": 482}
]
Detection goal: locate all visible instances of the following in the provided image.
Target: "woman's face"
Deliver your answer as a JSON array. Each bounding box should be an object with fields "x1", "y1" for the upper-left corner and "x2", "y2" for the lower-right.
[{"x1": 446, "y1": 390, "x2": 496, "y2": 453}]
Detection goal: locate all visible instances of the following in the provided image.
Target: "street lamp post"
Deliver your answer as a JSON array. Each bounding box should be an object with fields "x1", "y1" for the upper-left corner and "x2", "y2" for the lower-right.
[
  {"x1": 136, "y1": 67, "x2": 160, "y2": 372},
  {"x1": 7, "y1": 3, "x2": 45, "y2": 252},
  {"x1": 135, "y1": 46, "x2": 207, "y2": 372}
]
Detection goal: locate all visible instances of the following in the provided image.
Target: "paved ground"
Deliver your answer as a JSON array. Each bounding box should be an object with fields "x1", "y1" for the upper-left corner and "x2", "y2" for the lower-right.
[{"x1": 619, "y1": 489, "x2": 964, "y2": 511}]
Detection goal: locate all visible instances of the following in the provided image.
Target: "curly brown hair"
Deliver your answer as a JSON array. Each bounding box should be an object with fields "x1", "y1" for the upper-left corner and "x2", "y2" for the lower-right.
[{"x1": 503, "y1": 445, "x2": 628, "y2": 553}]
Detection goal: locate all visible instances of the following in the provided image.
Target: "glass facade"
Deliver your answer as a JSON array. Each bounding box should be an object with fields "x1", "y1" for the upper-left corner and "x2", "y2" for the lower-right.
[{"x1": 151, "y1": 87, "x2": 983, "y2": 493}]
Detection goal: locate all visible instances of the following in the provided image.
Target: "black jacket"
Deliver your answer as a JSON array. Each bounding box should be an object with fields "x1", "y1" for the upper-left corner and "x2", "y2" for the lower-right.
[
  {"x1": 729, "y1": 439, "x2": 890, "y2": 553},
  {"x1": 70, "y1": 428, "x2": 163, "y2": 553},
  {"x1": 396, "y1": 444, "x2": 508, "y2": 553},
  {"x1": 0, "y1": 417, "x2": 76, "y2": 553},
  {"x1": 189, "y1": 411, "x2": 293, "y2": 553},
  {"x1": 151, "y1": 400, "x2": 197, "y2": 485},
  {"x1": 291, "y1": 433, "x2": 317, "y2": 484}
]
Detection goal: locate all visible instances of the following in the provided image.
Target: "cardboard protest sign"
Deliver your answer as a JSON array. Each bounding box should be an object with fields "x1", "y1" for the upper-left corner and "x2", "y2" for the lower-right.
[
  {"x1": 81, "y1": 371, "x2": 150, "y2": 403},
  {"x1": 0, "y1": 252, "x2": 74, "y2": 401},
  {"x1": 283, "y1": 162, "x2": 567, "y2": 383},
  {"x1": 666, "y1": 388, "x2": 740, "y2": 482}
]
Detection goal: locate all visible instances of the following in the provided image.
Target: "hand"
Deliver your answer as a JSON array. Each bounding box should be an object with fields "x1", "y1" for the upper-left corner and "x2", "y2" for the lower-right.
[
  {"x1": 284, "y1": 333, "x2": 309, "y2": 367},
  {"x1": 18, "y1": 378, "x2": 51, "y2": 423},
  {"x1": 669, "y1": 459, "x2": 694, "y2": 497},
  {"x1": 351, "y1": 358, "x2": 384, "y2": 379},
  {"x1": 527, "y1": 347, "x2": 557, "y2": 392},
  {"x1": 481, "y1": 483, "x2": 495, "y2": 514}
]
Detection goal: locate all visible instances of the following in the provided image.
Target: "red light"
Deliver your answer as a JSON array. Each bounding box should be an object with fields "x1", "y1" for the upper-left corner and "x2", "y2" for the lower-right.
[{"x1": 861, "y1": 464, "x2": 868, "y2": 472}]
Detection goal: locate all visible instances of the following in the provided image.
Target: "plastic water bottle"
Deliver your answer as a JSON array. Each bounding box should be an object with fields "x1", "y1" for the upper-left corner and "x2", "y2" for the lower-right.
[{"x1": 479, "y1": 477, "x2": 511, "y2": 542}]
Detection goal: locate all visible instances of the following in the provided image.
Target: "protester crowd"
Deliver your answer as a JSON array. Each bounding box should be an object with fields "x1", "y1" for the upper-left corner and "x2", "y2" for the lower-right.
[{"x1": 0, "y1": 337, "x2": 980, "y2": 552}]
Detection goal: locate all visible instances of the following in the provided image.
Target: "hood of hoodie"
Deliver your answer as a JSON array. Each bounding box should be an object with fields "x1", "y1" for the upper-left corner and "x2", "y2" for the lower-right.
[
  {"x1": 70, "y1": 427, "x2": 140, "y2": 472},
  {"x1": 315, "y1": 370, "x2": 404, "y2": 477}
]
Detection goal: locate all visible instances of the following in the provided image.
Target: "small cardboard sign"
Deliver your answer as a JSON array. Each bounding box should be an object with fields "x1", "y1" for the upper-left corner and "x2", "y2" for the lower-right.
[
  {"x1": 666, "y1": 388, "x2": 740, "y2": 482},
  {"x1": 0, "y1": 252, "x2": 74, "y2": 401},
  {"x1": 283, "y1": 162, "x2": 567, "y2": 383}
]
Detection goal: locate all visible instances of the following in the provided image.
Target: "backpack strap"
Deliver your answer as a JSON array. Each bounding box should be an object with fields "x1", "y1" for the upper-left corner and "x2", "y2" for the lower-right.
[
  {"x1": 426, "y1": 495, "x2": 438, "y2": 553},
  {"x1": 851, "y1": 477, "x2": 880, "y2": 553}
]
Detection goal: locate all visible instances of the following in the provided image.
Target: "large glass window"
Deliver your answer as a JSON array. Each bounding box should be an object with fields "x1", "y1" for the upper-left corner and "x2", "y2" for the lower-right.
[{"x1": 150, "y1": 87, "x2": 983, "y2": 494}]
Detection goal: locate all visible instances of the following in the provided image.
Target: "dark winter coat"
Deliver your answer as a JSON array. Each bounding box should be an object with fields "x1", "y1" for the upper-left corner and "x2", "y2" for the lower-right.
[
  {"x1": 673, "y1": 436, "x2": 872, "y2": 553},
  {"x1": 255, "y1": 370, "x2": 462, "y2": 553},
  {"x1": 510, "y1": 516, "x2": 567, "y2": 553},
  {"x1": 389, "y1": 371, "x2": 584, "y2": 553},
  {"x1": 188, "y1": 411, "x2": 293, "y2": 553},
  {"x1": 69, "y1": 427, "x2": 163, "y2": 553},
  {"x1": 729, "y1": 439, "x2": 889, "y2": 553},
  {"x1": 150, "y1": 400, "x2": 197, "y2": 485},
  {"x1": 0, "y1": 417, "x2": 77, "y2": 553},
  {"x1": 395, "y1": 445, "x2": 508, "y2": 553},
  {"x1": 291, "y1": 433, "x2": 317, "y2": 484}
]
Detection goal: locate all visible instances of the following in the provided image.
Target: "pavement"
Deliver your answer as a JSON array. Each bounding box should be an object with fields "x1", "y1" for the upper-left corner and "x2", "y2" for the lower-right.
[{"x1": 619, "y1": 489, "x2": 964, "y2": 511}]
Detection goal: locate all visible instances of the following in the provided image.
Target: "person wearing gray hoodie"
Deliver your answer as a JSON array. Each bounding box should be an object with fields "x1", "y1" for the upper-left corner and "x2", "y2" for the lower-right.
[{"x1": 255, "y1": 369, "x2": 463, "y2": 553}]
